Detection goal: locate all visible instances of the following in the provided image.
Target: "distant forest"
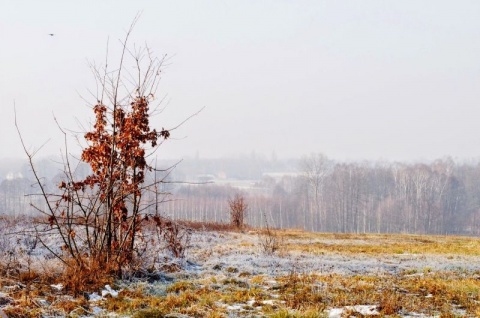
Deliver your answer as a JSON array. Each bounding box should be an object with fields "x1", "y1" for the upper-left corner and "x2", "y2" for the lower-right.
[{"x1": 1, "y1": 154, "x2": 480, "y2": 235}]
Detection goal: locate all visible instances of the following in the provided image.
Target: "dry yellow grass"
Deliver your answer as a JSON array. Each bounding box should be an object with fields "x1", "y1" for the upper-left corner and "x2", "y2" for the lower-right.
[
  {"x1": 101, "y1": 270, "x2": 480, "y2": 317},
  {"x1": 280, "y1": 229, "x2": 480, "y2": 255},
  {"x1": 272, "y1": 271, "x2": 480, "y2": 316}
]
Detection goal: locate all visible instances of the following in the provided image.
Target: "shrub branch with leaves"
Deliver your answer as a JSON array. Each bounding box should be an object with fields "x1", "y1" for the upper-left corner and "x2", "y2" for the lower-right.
[
  {"x1": 54, "y1": 94, "x2": 169, "y2": 270},
  {"x1": 14, "y1": 20, "x2": 188, "y2": 291}
]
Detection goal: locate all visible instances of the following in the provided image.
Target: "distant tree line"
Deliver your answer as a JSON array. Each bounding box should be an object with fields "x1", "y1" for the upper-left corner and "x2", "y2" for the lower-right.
[
  {"x1": 2, "y1": 154, "x2": 480, "y2": 235},
  {"x1": 160, "y1": 155, "x2": 480, "y2": 235},
  {"x1": 293, "y1": 154, "x2": 472, "y2": 235}
]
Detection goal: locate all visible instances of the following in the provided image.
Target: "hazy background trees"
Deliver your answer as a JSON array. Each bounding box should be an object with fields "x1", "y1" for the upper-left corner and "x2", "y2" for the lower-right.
[{"x1": 2, "y1": 153, "x2": 480, "y2": 235}]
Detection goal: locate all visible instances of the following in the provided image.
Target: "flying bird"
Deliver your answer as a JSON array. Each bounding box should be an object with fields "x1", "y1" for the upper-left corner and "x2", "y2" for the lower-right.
[{"x1": 49, "y1": 33, "x2": 54, "y2": 36}]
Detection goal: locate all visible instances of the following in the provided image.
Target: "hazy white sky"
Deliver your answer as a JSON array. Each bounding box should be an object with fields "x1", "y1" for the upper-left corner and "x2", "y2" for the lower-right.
[{"x1": 1, "y1": 1, "x2": 480, "y2": 161}]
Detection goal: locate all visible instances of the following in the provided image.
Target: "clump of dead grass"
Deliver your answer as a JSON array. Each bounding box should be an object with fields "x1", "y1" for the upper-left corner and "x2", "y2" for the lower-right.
[
  {"x1": 61, "y1": 257, "x2": 115, "y2": 296},
  {"x1": 177, "y1": 220, "x2": 241, "y2": 232}
]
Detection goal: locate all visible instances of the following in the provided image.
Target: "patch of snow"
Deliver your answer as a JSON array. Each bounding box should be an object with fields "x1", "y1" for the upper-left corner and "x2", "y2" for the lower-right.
[
  {"x1": 92, "y1": 306, "x2": 103, "y2": 315},
  {"x1": 101, "y1": 285, "x2": 119, "y2": 298},
  {"x1": 226, "y1": 304, "x2": 244, "y2": 311},
  {"x1": 50, "y1": 283, "x2": 63, "y2": 291},
  {"x1": 262, "y1": 299, "x2": 278, "y2": 305},
  {"x1": 2, "y1": 285, "x2": 22, "y2": 292},
  {"x1": 328, "y1": 308, "x2": 345, "y2": 317},
  {"x1": 88, "y1": 292, "x2": 103, "y2": 302},
  {"x1": 328, "y1": 305, "x2": 379, "y2": 317}
]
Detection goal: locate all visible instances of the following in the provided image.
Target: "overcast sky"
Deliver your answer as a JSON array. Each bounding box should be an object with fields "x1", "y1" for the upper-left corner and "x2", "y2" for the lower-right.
[{"x1": 1, "y1": 1, "x2": 480, "y2": 162}]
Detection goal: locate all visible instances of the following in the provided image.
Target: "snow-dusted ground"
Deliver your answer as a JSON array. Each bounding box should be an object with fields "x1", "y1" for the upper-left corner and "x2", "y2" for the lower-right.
[
  {"x1": 178, "y1": 231, "x2": 480, "y2": 317},
  {"x1": 187, "y1": 231, "x2": 480, "y2": 277},
  {"x1": 2, "y1": 219, "x2": 480, "y2": 317}
]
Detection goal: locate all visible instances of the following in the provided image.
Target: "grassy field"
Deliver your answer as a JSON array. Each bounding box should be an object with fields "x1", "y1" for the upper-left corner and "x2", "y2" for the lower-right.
[{"x1": 2, "y1": 227, "x2": 480, "y2": 317}]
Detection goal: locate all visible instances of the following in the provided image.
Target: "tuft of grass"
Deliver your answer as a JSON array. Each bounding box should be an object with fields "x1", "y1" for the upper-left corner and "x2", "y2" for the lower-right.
[
  {"x1": 132, "y1": 309, "x2": 164, "y2": 318},
  {"x1": 62, "y1": 257, "x2": 115, "y2": 296},
  {"x1": 222, "y1": 278, "x2": 249, "y2": 288},
  {"x1": 166, "y1": 281, "x2": 194, "y2": 293}
]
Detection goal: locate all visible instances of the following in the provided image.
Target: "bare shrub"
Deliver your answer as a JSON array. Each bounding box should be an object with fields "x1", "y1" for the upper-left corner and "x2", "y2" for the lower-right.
[
  {"x1": 152, "y1": 216, "x2": 191, "y2": 259},
  {"x1": 228, "y1": 194, "x2": 248, "y2": 230},
  {"x1": 259, "y1": 223, "x2": 283, "y2": 256},
  {"x1": 258, "y1": 212, "x2": 283, "y2": 255}
]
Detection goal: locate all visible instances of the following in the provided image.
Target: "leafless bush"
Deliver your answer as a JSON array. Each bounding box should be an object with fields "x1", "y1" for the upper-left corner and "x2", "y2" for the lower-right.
[
  {"x1": 228, "y1": 194, "x2": 248, "y2": 230},
  {"x1": 152, "y1": 216, "x2": 191, "y2": 259},
  {"x1": 258, "y1": 214, "x2": 283, "y2": 255}
]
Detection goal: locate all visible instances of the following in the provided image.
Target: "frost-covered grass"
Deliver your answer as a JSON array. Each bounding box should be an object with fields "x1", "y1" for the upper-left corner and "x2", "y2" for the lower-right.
[{"x1": 2, "y1": 216, "x2": 480, "y2": 317}]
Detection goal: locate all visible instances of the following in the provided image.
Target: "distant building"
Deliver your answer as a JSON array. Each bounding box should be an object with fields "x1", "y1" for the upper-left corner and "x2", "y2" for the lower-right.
[
  {"x1": 262, "y1": 172, "x2": 299, "y2": 182},
  {"x1": 6, "y1": 172, "x2": 23, "y2": 180},
  {"x1": 196, "y1": 174, "x2": 216, "y2": 183}
]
